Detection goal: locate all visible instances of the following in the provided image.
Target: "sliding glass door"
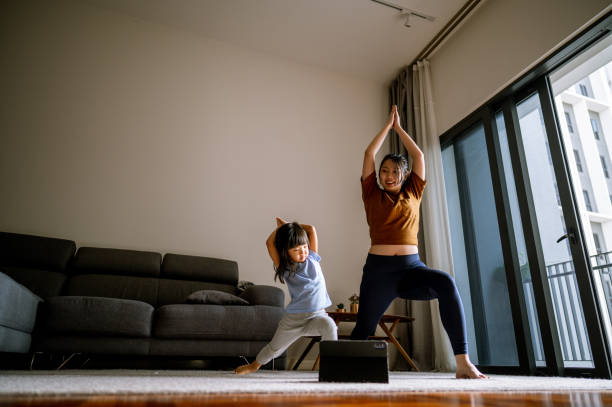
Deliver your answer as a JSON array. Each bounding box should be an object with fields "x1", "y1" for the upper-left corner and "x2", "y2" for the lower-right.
[
  {"x1": 440, "y1": 15, "x2": 612, "y2": 377},
  {"x1": 511, "y1": 90, "x2": 594, "y2": 370},
  {"x1": 442, "y1": 123, "x2": 519, "y2": 367},
  {"x1": 549, "y1": 37, "x2": 612, "y2": 363}
]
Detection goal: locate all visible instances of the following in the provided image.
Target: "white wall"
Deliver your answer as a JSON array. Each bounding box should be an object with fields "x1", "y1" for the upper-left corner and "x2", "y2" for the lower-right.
[
  {"x1": 0, "y1": 0, "x2": 386, "y2": 321},
  {"x1": 430, "y1": 0, "x2": 611, "y2": 135}
]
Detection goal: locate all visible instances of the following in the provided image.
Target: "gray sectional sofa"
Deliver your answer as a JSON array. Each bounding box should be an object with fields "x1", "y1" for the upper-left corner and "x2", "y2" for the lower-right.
[{"x1": 0, "y1": 232, "x2": 285, "y2": 368}]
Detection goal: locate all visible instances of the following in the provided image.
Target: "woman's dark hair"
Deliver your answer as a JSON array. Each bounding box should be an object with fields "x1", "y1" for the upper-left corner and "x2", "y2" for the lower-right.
[
  {"x1": 379, "y1": 153, "x2": 409, "y2": 181},
  {"x1": 274, "y1": 222, "x2": 309, "y2": 284}
]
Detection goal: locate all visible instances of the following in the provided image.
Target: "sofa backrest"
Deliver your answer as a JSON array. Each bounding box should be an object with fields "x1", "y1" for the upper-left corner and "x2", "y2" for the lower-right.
[
  {"x1": 157, "y1": 253, "x2": 239, "y2": 306},
  {"x1": 64, "y1": 247, "x2": 162, "y2": 305},
  {"x1": 63, "y1": 248, "x2": 240, "y2": 307},
  {"x1": 0, "y1": 232, "x2": 76, "y2": 298}
]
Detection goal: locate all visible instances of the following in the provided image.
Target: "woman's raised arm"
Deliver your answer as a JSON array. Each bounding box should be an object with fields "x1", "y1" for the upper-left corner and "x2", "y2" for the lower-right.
[
  {"x1": 393, "y1": 109, "x2": 425, "y2": 180},
  {"x1": 363, "y1": 107, "x2": 396, "y2": 180}
]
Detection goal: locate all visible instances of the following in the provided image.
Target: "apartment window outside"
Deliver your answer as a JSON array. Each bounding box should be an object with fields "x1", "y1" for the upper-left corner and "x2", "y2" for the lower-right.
[
  {"x1": 565, "y1": 111, "x2": 574, "y2": 133},
  {"x1": 590, "y1": 113, "x2": 601, "y2": 140},
  {"x1": 583, "y1": 190, "x2": 593, "y2": 211},
  {"x1": 602, "y1": 155, "x2": 610, "y2": 178},
  {"x1": 574, "y1": 149, "x2": 583, "y2": 172},
  {"x1": 578, "y1": 79, "x2": 594, "y2": 98},
  {"x1": 594, "y1": 233, "x2": 602, "y2": 254}
]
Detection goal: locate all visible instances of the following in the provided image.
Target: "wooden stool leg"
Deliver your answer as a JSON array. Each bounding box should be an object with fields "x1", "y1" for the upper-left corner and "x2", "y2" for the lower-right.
[
  {"x1": 292, "y1": 337, "x2": 319, "y2": 370},
  {"x1": 379, "y1": 321, "x2": 419, "y2": 372},
  {"x1": 312, "y1": 354, "x2": 321, "y2": 371}
]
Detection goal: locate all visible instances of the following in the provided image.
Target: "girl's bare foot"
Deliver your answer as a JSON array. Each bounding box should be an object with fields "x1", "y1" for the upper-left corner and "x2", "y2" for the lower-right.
[
  {"x1": 455, "y1": 354, "x2": 488, "y2": 379},
  {"x1": 235, "y1": 361, "x2": 261, "y2": 375}
]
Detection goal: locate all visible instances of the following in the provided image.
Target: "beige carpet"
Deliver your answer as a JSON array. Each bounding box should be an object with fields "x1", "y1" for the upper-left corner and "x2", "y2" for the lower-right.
[{"x1": 0, "y1": 370, "x2": 611, "y2": 396}]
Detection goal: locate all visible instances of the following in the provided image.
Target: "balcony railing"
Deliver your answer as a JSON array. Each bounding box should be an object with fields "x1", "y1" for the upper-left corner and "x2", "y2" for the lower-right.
[{"x1": 522, "y1": 251, "x2": 612, "y2": 366}]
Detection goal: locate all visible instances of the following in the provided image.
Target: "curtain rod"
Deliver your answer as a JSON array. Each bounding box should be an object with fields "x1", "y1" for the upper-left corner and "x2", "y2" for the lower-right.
[{"x1": 410, "y1": 0, "x2": 482, "y2": 65}]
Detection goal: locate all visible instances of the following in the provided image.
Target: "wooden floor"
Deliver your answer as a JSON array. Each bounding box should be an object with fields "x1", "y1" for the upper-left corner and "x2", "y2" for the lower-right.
[{"x1": 1, "y1": 392, "x2": 611, "y2": 407}]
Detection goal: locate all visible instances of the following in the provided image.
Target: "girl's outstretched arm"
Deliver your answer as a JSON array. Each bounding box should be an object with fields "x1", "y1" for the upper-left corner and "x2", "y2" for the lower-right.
[
  {"x1": 266, "y1": 223, "x2": 282, "y2": 270},
  {"x1": 301, "y1": 224, "x2": 318, "y2": 254},
  {"x1": 393, "y1": 108, "x2": 425, "y2": 180},
  {"x1": 363, "y1": 107, "x2": 396, "y2": 180}
]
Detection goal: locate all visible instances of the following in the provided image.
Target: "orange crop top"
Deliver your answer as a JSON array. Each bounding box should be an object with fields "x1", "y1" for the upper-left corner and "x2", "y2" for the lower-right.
[{"x1": 361, "y1": 171, "x2": 427, "y2": 245}]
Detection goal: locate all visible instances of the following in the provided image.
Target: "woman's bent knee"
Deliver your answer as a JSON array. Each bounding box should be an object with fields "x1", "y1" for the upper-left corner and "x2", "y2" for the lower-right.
[{"x1": 432, "y1": 271, "x2": 458, "y2": 296}]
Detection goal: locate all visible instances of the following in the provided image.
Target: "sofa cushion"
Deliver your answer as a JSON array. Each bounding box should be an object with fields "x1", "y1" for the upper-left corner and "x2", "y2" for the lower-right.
[
  {"x1": 41, "y1": 296, "x2": 154, "y2": 337},
  {"x1": 240, "y1": 285, "x2": 285, "y2": 307},
  {"x1": 161, "y1": 253, "x2": 238, "y2": 285},
  {"x1": 0, "y1": 272, "x2": 42, "y2": 333},
  {"x1": 186, "y1": 290, "x2": 249, "y2": 305},
  {"x1": 153, "y1": 304, "x2": 283, "y2": 341},
  {"x1": 0, "y1": 266, "x2": 66, "y2": 299},
  {"x1": 63, "y1": 274, "x2": 159, "y2": 305},
  {"x1": 71, "y1": 247, "x2": 161, "y2": 277},
  {"x1": 0, "y1": 232, "x2": 76, "y2": 272},
  {"x1": 0, "y1": 325, "x2": 32, "y2": 353}
]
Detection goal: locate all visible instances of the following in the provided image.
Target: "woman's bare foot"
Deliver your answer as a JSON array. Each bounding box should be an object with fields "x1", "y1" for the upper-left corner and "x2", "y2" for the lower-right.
[
  {"x1": 455, "y1": 354, "x2": 488, "y2": 379},
  {"x1": 235, "y1": 361, "x2": 261, "y2": 375}
]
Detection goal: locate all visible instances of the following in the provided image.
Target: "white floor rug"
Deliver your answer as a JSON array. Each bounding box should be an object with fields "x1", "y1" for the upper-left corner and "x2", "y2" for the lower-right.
[{"x1": 0, "y1": 370, "x2": 611, "y2": 396}]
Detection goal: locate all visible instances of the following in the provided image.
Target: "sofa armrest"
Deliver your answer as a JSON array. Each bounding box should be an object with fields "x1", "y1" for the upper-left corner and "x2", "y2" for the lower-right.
[
  {"x1": 240, "y1": 285, "x2": 284, "y2": 307},
  {"x1": 0, "y1": 272, "x2": 43, "y2": 335}
]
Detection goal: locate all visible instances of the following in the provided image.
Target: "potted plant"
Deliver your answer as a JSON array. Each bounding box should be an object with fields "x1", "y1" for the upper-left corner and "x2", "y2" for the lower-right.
[
  {"x1": 336, "y1": 303, "x2": 346, "y2": 313},
  {"x1": 349, "y1": 293, "x2": 359, "y2": 313}
]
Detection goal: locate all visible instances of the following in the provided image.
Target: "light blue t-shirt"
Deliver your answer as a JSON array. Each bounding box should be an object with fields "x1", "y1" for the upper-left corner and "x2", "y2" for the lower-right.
[{"x1": 283, "y1": 250, "x2": 332, "y2": 314}]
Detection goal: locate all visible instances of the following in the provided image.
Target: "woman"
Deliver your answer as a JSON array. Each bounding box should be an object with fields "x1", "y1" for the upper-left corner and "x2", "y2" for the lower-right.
[{"x1": 350, "y1": 105, "x2": 486, "y2": 379}]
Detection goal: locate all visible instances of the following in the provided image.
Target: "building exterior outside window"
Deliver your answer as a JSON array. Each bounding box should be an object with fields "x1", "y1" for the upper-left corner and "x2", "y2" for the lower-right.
[
  {"x1": 591, "y1": 111, "x2": 601, "y2": 140},
  {"x1": 594, "y1": 233, "x2": 602, "y2": 253},
  {"x1": 565, "y1": 111, "x2": 574, "y2": 132},
  {"x1": 574, "y1": 149, "x2": 583, "y2": 172},
  {"x1": 555, "y1": 60, "x2": 612, "y2": 258},
  {"x1": 577, "y1": 78, "x2": 594, "y2": 98},
  {"x1": 583, "y1": 190, "x2": 593, "y2": 211}
]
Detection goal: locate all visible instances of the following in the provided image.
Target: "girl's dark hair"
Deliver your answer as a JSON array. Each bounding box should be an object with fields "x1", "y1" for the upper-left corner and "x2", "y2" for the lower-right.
[
  {"x1": 379, "y1": 153, "x2": 409, "y2": 181},
  {"x1": 274, "y1": 222, "x2": 309, "y2": 284}
]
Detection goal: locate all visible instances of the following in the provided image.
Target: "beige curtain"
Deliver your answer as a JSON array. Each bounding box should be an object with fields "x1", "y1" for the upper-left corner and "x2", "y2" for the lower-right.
[{"x1": 389, "y1": 60, "x2": 455, "y2": 372}]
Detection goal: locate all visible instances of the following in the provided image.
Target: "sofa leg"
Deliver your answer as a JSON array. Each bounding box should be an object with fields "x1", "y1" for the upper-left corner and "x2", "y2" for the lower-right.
[
  {"x1": 29, "y1": 352, "x2": 43, "y2": 370},
  {"x1": 81, "y1": 357, "x2": 90, "y2": 368},
  {"x1": 57, "y1": 353, "x2": 80, "y2": 370}
]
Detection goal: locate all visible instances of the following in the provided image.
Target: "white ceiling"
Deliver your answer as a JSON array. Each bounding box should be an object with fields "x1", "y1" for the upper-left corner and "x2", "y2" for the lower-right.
[{"x1": 83, "y1": 0, "x2": 468, "y2": 84}]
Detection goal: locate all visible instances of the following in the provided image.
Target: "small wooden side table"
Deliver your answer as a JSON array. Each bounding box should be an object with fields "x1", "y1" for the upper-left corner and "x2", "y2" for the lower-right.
[{"x1": 291, "y1": 311, "x2": 419, "y2": 371}]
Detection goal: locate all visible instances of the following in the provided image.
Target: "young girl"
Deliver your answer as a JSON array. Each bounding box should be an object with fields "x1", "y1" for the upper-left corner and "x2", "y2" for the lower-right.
[
  {"x1": 235, "y1": 217, "x2": 337, "y2": 374},
  {"x1": 351, "y1": 105, "x2": 486, "y2": 379}
]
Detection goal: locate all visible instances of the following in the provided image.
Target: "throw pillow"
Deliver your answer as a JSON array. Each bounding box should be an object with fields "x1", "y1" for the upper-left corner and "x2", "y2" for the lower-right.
[
  {"x1": 185, "y1": 290, "x2": 249, "y2": 305},
  {"x1": 237, "y1": 280, "x2": 255, "y2": 292}
]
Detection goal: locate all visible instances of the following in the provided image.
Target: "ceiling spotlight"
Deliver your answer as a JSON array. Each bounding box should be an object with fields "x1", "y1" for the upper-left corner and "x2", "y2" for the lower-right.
[
  {"x1": 401, "y1": 11, "x2": 411, "y2": 27},
  {"x1": 371, "y1": 0, "x2": 435, "y2": 27}
]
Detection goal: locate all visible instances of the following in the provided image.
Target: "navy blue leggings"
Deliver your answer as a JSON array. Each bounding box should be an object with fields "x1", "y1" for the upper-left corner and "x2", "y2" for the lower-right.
[{"x1": 350, "y1": 253, "x2": 468, "y2": 355}]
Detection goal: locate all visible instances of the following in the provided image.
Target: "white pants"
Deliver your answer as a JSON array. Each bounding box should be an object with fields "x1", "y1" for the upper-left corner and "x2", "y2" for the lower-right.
[{"x1": 256, "y1": 309, "x2": 338, "y2": 365}]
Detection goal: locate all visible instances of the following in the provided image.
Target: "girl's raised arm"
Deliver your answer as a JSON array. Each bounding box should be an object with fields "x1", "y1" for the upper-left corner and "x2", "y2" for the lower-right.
[
  {"x1": 393, "y1": 109, "x2": 425, "y2": 180},
  {"x1": 301, "y1": 224, "x2": 318, "y2": 254},
  {"x1": 363, "y1": 107, "x2": 396, "y2": 180},
  {"x1": 265, "y1": 217, "x2": 288, "y2": 269},
  {"x1": 266, "y1": 228, "x2": 280, "y2": 270}
]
